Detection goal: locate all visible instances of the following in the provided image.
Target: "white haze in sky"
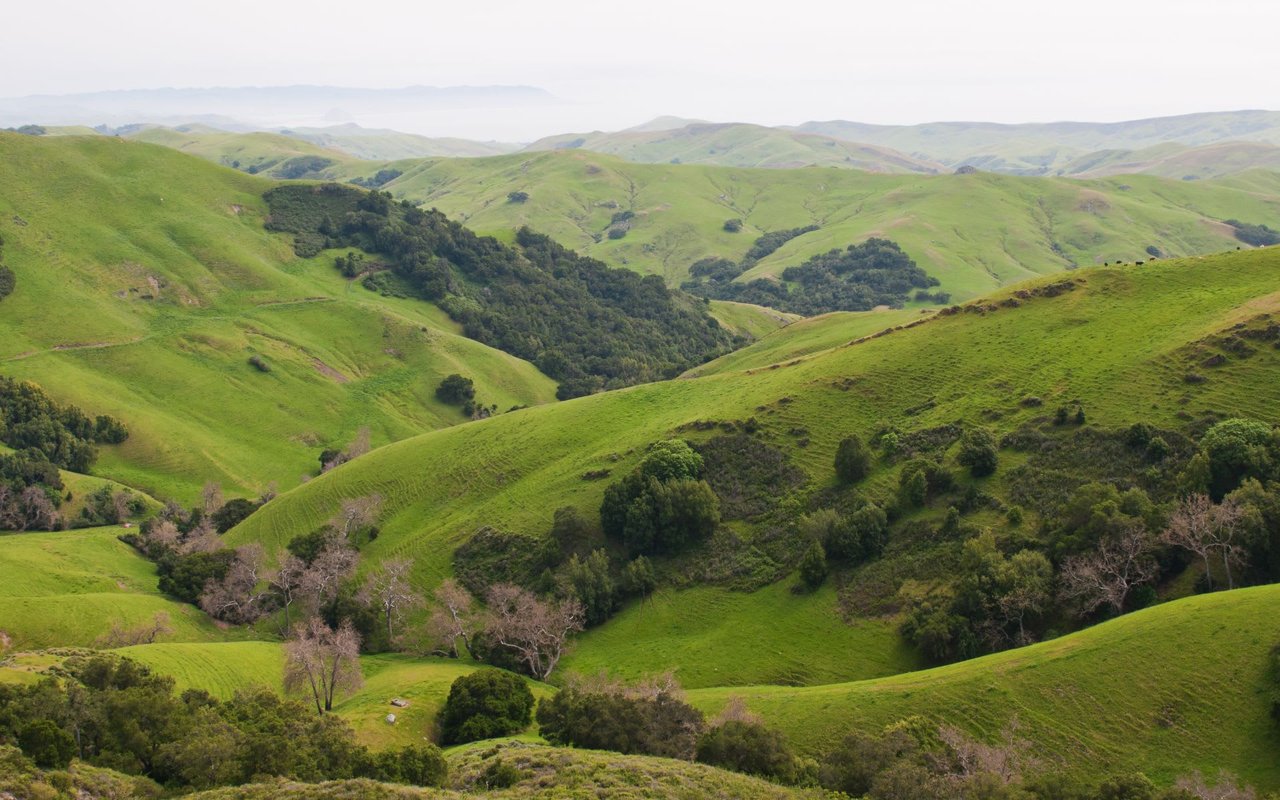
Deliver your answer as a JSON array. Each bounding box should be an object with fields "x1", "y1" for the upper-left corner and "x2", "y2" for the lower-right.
[{"x1": 3, "y1": 0, "x2": 1278, "y2": 140}]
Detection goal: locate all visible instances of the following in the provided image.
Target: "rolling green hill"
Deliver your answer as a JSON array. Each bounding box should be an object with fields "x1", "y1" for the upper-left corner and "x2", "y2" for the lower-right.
[
  {"x1": 0, "y1": 527, "x2": 238, "y2": 649},
  {"x1": 0, "y1": 133, "x2": 557, "y2": 502},
  {"x1": 688, "y1": 584, "x2": 1280, "y2": 789},
  {"x1": 365, "y1": 150, "x2": 1280, "y2": 298}
]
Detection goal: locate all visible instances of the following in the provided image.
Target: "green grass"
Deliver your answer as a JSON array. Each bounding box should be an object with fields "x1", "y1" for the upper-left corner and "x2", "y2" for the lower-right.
[
  {"x1": 688, "y1": 584, "x2": 1280, "y2": 790},
  {"x1": 705, "y1": 300, "x2": 800, "y2": 340},
  {"x1": 560, "y1": 582, "x2": 920, "y2": 688},
  {"x1": 685, "y1": 306, "x2": 925, "y2": 376},
  {"x1": 0, "y1": 133, "x2": 557, "y2": 502},
  {"x1": 0, "y1": 527, "x2": 236, "y2": 649}
]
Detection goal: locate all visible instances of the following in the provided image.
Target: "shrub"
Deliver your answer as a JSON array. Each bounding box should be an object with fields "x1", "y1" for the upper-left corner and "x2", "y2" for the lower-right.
[
  {"x1": 563, "y1": 549, "x2": 616, "y2": 626},
  {"x1": 248, "y1": 355, "x2": 271, "y2": 372},
  {"x1": 797, "y1": 540, "x2": 828, "y2": 589},
  {"x1": 507, "y1": 191, "x2": 529, "y2": 204},
  {"x1": 367, "y1": 743, "x2": 448, "y2": 786},
  {"x1": 0, "y1": 266, "x2": 14, "y2": 301},
  {"x1": 211, "y1": 498, "x2": 257, "y2": 532},
  {"x1": 17, "y1": 720, "x2": 75, "y2": 768},
  {"x1": 439, "y1": 669, "x2": 534, "y2": 745},
  {"x1": 957, "y1": 428, "x2": 999, "y2": 477},
  {"x1": 436, "y1": 374, "x2": 476, "y2": 405},
  {"x1": 722, "y1": 218, "x2": 743, "y2": 233},
  {"x1": 536, "y1": 679, "x2": 705, "y2": 759},
  {"x1": 826, "y1": 504, "x2": 888, "y2": 562},
  {"x1": 835, "y1": 435, "x2": 871, "y2": 484},
  {"x1": 696, "y1": 720, "x2": 800, "y2": 783},
  {"x1": 1225, "y1": 219, "x2": 1280, "y2": 247},
  {"x1": 1200, "y1": 417, "x2": 1275, "y2": 498}
]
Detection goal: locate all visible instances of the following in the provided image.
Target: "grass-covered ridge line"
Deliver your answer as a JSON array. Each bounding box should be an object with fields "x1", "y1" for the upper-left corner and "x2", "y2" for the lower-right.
[{"x1": 0, "y1": 133, "x2": 557, "y2": 502}]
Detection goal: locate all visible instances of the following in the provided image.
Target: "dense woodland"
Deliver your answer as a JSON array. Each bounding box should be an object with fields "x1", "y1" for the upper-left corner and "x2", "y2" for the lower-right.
[
  {"x1": 0, "y1": 377, "x2": 130, "y2": 530},
  {"x1": 264, "y1": 184, "x2": 736, "y2": 398},
  {"x1": 682, "y1": 236, "x2": 942, "y2": 314}
]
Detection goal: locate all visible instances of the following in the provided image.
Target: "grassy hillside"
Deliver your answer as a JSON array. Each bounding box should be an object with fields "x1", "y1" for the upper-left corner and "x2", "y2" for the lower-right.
[
  {"x1": 366, "y1": 150, "x2": 1280, "y2": 298},
  {"x1": 1067, "y1": 141, "x2": 1280, "y2": 180},
  {"x1": 0, "y1": 527, "x2": 237, "y2": 649},
  {"x1": 228, "y1": 248, "x2": 1280, "y2": 688},
  {"x1": 279, "y1": 124, "x2": 520, "y2": 160},
  {"x1": 689, "y1": 584, "x2": 1280, "y2": 789},
  {"x1": 524, "y1": 122, "x2": 944, "y2": 172},
  {"x1": 0, "y1": 133, "x2": 557, "y2": 502},
  {"x1": 121, "y1": 125, "x2": 356, "y2": 177}
]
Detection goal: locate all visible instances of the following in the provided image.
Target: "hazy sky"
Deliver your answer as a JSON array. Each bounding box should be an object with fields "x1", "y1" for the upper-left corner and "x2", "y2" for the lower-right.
[{"x1": 4, "y1": 0, "x2": 1278, "y2": 138}]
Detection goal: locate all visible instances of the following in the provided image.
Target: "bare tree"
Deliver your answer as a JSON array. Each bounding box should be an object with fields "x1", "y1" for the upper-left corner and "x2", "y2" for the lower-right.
[
  {"x1": 936, "y1": 719, "x2": 1038, "y2": 785},
  {"x1": 199, "y1": 544, "x2": 270, "y2": 624},
  {"x1": 711, "y1": 695, "x2": 761, "y2": 726},
  {"x1": 97, "y1": 611, "x2": 174, "y2": 648},
  {"x1": 201, "y1": 482, "x2": 224, "y2": 517},
  {"x1": 180, "y1": 517, "x2": 221, "y2": 554},
  {"x1": 1163, "y1": 494, "x2": 1248, "y2": 590},
  {"x1": 1174, "y1": 771, "x2": 1257, "y2": 800},
  {"x1": 20, "y1": 485, "x2": 59, "y2": 531},
  {"x1": 267, "y1": 552, "x2": 309, "y2": 634},
  {"x1": 361, "y1": 558, "x2": 419, "y2": 645},
  {"x1": 331, "y1": 494, "x2": 383, "y2": 540},
  {"x1": 283, "y1": 616, "x2": 363, "y2": 713},
  {"x1": 346, "y1": 427, "x2": 372, "y2": 461},
  {"x1": 425, "y1": 578, "x2": 479, "y2": 658},
  {"x1": 110, "y1": 491, "x2": 132, "y2": 524},
  {"x1": 484, "y1": 583, "x2": 584, "y2": 680},
  {"x1": 1060, "y1": 523, "x2": 1157, "y2": 616},
  {"x1": 143, "y1": 519, "x2": 180, "y2": 553},
  {"x1": 298, "y1": 541, "x2": 358, "y2": 612}
]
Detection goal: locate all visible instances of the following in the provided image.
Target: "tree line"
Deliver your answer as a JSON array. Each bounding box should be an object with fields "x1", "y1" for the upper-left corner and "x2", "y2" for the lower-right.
[{"x1": 263, "y1": 183, "x2": 736, "y2": 399}]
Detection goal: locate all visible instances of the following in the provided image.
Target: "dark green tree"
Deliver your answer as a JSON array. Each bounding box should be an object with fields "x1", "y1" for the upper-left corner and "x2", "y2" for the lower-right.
[
  {"x1": 957, "y1": 428, "x2": 999, "y2": 477},
  {"x1": 438, "y1": 669, "x2": 534, "y2": 745},
  {"x1": 834, "y1": 435, "x2": 871, "y2": 485}
]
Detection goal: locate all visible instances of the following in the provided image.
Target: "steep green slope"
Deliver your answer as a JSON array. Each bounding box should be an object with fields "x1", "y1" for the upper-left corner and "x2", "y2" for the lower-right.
[
  {"x1": 368, "y1": 151, "x2": 1280, "y2": 298},
  {"x1": 229, "y1": 248, "x2": 1280, "y2": 655},
  {"x1": 0, "y1": 527, "x2": 238, "y2": 649},
  {"x1": 0, "y1": 133, "x2": 557, "y2": 501},
  {"x1": 1066, "y1": 141, "x2": 1280, "y2": 179},
  {"x1": 688, "y1": 584, "x2": 1280, "y2": 789},
  {"x1": 524, "y1": 122, "x2": 944, "y2": 172}
]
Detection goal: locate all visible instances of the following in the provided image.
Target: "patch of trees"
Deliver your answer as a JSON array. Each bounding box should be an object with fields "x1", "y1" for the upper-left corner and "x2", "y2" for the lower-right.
[
  {"x1": 537, "y1": 676, "x2": 806, "y2": 783},
  {"x1": 1225, "y1": 219, "x2": 1280, "y2": 247},
  {"x1": 275, "y1": 155, "x2": 336, "y2": 180},
  {"x1": 435, "y1": 373, "x2": 496, "y2": 419},
  {"x1": 349, "y1": 168, "x2": 403, "y2": 189},
  {"x1": 600, "y1": 439, "x2": 721, "y2": 555},
  {"x1": 743, "y1": 225, "x2": 819, "y2": 264},
  {"x1": 0, "y1": 376, "x2": 128, "y2": 473},
  {"x1": 683, "y1": 238, "x2": 940, "y2": 316},
  {"x1": 263, "y1": 183, "x2": 734, "y2": 398},
  {"x1": 0, "y1": 653, "x2": 447, "y2": 791}
]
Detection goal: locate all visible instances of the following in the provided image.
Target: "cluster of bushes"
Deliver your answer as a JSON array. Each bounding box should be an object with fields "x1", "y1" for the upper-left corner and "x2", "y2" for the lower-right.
[
  {"x1": 0, "y1": 448, "x2": 64, "y2": 530},
  {"x1": 537, "y1": 676, "x2": 807, "y2": 784},
  {"x1": 263, "y1": 184, "x2": 734, "y2": 398},
  {"x1": 1225, "y1": 219, "x2": 1280, "y2": 247},
  {"x1": 436, "y1": 373, "x2": 496, "y2": 419},
  {"x1": 0, "y1": 654, "x2": 446, "y2": 791},
  {"x1": 683, "y1": 237, "x2": 940, "y2": 315},
  {"x1": 275, "y1": 155, "x2": 336, "y2": 180},
  {"x1": 0, "y1": 376, "x2": 128, "y2": 473}
]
